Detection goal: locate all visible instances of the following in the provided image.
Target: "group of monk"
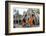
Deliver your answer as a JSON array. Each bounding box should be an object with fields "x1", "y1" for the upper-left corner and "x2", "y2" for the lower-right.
[{"x1": 22, "y1": 14, "x2": 36, "y2": 27}]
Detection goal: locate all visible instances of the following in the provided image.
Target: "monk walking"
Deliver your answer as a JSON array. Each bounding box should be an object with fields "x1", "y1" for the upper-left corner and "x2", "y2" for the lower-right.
[{"x1": 28, "y1": 14, "x2": 35, "y2": 26}]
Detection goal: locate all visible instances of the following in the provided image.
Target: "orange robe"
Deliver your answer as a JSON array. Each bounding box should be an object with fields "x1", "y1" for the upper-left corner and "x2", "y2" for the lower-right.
[{"x1": 29, "y1": 17, "x2": 34, "y2": 25}]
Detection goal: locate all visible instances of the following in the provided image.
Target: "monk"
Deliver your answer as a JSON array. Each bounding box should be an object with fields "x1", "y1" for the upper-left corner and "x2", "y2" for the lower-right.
[
  {"x1": 28, "y1": 14, "x2": 35, "y2": 26},
  {"x1": 22, "y1": 17, "x2": 26, "y2": 27}
]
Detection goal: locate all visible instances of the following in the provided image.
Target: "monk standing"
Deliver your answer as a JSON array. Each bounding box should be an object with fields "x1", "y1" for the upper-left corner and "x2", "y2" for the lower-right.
[{"x1": 28, "y1": 14, "x2": 35, "y2": 26}]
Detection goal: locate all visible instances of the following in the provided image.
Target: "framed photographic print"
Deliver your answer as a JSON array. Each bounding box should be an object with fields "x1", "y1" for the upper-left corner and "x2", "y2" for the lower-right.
[{"x1": 5, "y1": 1, "x2": 45, "y2": 35}]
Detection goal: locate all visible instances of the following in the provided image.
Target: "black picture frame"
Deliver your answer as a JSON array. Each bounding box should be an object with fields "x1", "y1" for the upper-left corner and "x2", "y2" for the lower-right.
[{"x1": 5, "y1": 1, "x2": 45, "y2": 35}]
